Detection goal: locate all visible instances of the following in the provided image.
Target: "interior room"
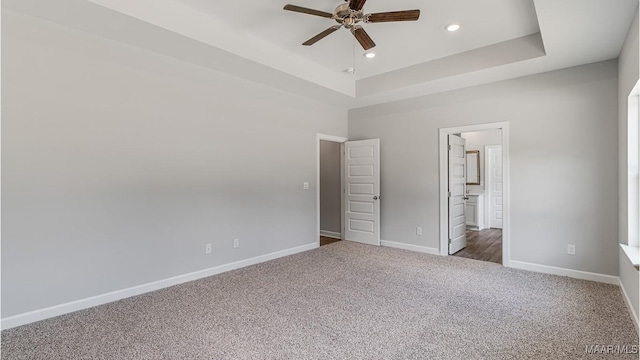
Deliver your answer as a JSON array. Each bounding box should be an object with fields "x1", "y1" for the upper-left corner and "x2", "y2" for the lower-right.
[{"x1": 2, "y1": 0, "x2": 640, "y2": 358}]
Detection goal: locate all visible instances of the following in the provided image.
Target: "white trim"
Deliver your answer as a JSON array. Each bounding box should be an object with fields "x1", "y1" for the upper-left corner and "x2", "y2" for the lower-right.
[
  {"x1": 509, "y1": 260, "x2": 619, "y2": 285},
  {"x1": 320, "y1": 230, "x2": 341, "y2": 239},
  {"x1": 628, "y1": 80, "x2": 640, "y2": 247},
  {"x1": 619, "y1": 277, "x2": 639, "y2": 332},
  {"x1": 340, "y1": 142, "x2": 345, "y2": 241},
  {"x1": 380, "y1": 240, "x2": 441, "y2": 255},
  {"x1": 438, "y1": 121, "x2": 510, "y2": 266},
  {"x1": 317, "y1": 133, "x2": 349, "y2": 144},
  {"x1": 620, "y1": 244, "x2": 640, "y2": 268},
  {"x1": 1, "y1": 242, "x2": 318, "y2": 330},
  {"x1": 316, "y1": 134, "x2": 348, "y2": 247}
]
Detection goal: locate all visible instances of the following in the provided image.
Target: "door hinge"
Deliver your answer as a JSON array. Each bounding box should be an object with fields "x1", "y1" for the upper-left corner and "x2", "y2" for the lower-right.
[
  {"x1": 448, "y1": 238, "x2": 452, "y2": 244},
  {"x1": 448, "y1": 145, "x2": 452, "y2": 151},
  {"x1": 447, "y1": 191, "x2": 451, "y2": 197}
]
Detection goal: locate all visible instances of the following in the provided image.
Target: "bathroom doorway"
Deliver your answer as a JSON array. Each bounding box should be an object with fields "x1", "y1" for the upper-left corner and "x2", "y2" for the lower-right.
[
  {"x1": 438, "y1": 122, "x2": 510, "y2": 266},
  {"x1": 450, "y1": 130, "x2": 503, "y2": 264}
]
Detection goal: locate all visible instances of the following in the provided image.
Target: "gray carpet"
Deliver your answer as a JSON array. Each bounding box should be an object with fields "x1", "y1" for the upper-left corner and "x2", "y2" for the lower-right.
[{"x1": 2, "y1": 241, "x2": 638, "y2": 359}]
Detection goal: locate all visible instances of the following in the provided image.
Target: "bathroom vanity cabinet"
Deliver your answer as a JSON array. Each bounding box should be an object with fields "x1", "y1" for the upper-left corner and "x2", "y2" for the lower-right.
[{"x1": 465, "y1": 194, "x2": 486, "y2": 231}]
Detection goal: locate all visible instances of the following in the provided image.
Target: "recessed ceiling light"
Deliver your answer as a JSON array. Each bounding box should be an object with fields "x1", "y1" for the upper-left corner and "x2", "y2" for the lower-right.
[
  {"x1": 364, "y1": 52, "x2": 376, "y2": 59},
  {"x1": 445, "y1": 24, "x2": 460, "y2": 32}
]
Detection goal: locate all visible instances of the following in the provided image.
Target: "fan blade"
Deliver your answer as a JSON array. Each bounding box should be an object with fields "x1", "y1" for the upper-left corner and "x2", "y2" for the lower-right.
[
  {"x1": 351, "y1": 26, "x2": 376, "y2": 50},
  {"x1": 349, "y1": 0, "x2": 367, "y2": 11},
  {"x1": 283, "y1": 4, "x2": 333, "y2": 18},
  {"x1": 302, "y1": 26, "x2": 341, "y2": 46},
  {"x1": 365, "y1": 10, "x2": 420, "y2": 23}
]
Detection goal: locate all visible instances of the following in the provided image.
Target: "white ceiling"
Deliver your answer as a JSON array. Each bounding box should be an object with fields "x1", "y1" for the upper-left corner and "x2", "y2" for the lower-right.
[
  {"x1": 177, "y1": 0, "x2": 541, "y2": 79},
  {"x1": 4, "y1": 0, "x2": 639, "y2": 108}
]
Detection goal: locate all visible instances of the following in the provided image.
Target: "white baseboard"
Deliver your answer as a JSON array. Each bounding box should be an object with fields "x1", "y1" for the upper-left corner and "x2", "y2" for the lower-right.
[
  {"x1": 1, "y1": 242, "x2": 319, "y2": 330},
  {"x1": 380, "y1": 240, "x2": 440, "y2": 255},
  {"x1": 619, "y1": 278, "x2": 640, "y2": 332},
  {"x1": 509, "y1": 260, "x2": 619, "y2": 285},
  {"x1": 320, "y1": 230, "x2": 341, "y2": 239}
]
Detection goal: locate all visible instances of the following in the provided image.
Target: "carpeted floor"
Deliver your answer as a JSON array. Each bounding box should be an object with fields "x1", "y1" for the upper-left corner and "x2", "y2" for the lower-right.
[{"x1": 2, "y1": 241, "x2": 638, "y2": 359}]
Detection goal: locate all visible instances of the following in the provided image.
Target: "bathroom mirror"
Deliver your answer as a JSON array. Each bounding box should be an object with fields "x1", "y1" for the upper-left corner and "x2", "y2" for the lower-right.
[{"x1": 466, "y1": 150, "x2": 480, "y2": 185}]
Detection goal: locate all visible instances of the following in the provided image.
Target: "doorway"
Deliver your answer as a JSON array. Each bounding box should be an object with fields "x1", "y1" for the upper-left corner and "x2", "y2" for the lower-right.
[
  {"x1": 438, "y1": 122, "x2": 510, "y2": 266},
  {"x1": 319, "y1": 139, "x2": 342, "y2": 246},
  {"x1": 316, "y1": 134, "x2": 381, "y2": 247},
  {"x1": 317, "y1": 134, "x2": 347, "y2": 247}
]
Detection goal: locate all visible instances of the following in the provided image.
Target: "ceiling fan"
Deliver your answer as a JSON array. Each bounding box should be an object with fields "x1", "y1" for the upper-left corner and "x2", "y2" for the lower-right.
[{"x1": 283, "y1": 0, "x2": 420, "y2": 50}]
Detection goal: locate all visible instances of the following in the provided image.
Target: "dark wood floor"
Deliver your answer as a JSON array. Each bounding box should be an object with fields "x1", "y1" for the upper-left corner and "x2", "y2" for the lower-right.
[
  {"x1": 452, "y1": 228, "x2": 502, "y2": 264},
  {"x1": 320, "y1": 236, "x2": 341, "y2": 246}
]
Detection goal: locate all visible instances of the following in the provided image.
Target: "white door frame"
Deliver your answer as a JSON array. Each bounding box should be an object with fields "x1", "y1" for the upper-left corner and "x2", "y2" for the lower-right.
[
  {"x1": 438, "y1": 122, "x2": 510, "y2": 266},
  {"x1": 317, "y1": 134, "x2": 348, "y2": 247}
]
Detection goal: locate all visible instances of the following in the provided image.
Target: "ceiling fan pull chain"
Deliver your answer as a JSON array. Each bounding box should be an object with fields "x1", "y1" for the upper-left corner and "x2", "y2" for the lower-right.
[{"x1": 353, "y1": 34, "x2": 356, "y2": 75}]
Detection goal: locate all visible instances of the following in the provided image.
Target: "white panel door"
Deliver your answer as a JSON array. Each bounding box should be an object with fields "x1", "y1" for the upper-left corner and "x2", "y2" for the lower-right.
[
  {"x1": 344, "y1": 139, "x2": 380, "y2": 246},
  {"x1": 448, "y1": 134, "x2": 466, "y2": 254},
  {"x1": 488, "y1": 146, "x2": 503, "y2": 229}
]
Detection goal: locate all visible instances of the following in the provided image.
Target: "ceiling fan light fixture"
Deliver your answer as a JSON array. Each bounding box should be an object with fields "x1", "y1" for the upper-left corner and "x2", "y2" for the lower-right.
[
  {"x1": 364, "y1": 52, "x2": 376, "y2": 59},
  {"x1": 284, "y1": 2, "x2": 420, "y2": 50},
  {"x1": 445, "y1": 24, "x2": 460, "y2": 32}
]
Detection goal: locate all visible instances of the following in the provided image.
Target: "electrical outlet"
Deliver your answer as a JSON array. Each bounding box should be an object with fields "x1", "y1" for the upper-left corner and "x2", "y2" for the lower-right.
[
  {"x1": 233, "y1": 238, "x2": 239, "y2": 248},
  {"x1": 416, "y1": 227, "x2": 423, "y2": 236},
  {"x1": 205, "y1": 243, "x2": 212, "y2": 254},
  {"x1": 567, "y1": 244, "x2": 576, "y2": 255}
]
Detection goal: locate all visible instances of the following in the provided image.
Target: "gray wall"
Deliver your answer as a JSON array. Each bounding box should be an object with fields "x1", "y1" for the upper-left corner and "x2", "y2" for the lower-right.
[
  {"x1": 461, "y1": 129, "x2": 501, "y2": 192},
  {"x1": 320, "y1": 141, "x2": 341, "y2": 234},
  {"x1": 349, "y1": 60, "x2": 619, "y2": 275},
  {"x1": 1, "y1": 10, "x2": 347, "y2": 317},
  {"x1": 617, "y1": 7, "x2": 639, "y2": 322}
]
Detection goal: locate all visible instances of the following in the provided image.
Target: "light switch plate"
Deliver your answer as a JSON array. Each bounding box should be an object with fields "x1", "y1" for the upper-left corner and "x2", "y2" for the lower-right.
[{"x1": 303, "y1": 182, "x2": 309, "y2": 190}]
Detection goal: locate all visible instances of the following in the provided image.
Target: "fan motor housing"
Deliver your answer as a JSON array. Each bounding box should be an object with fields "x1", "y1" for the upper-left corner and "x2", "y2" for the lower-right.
[
  {"x1": 334, "y1": 3, "x2": 362, "y2": 28},
  {"x1": 334, "y1": 3, "x2": 350, "y2": 18}
]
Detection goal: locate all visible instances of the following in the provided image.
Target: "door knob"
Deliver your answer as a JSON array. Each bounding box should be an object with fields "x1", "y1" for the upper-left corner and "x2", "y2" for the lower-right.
[
  {"x1": 373, "y1": 196, "x2": 379, "y2": 200},
  {"x1": 463, "y1": 196, "x2": 469, "y2": 200}
]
